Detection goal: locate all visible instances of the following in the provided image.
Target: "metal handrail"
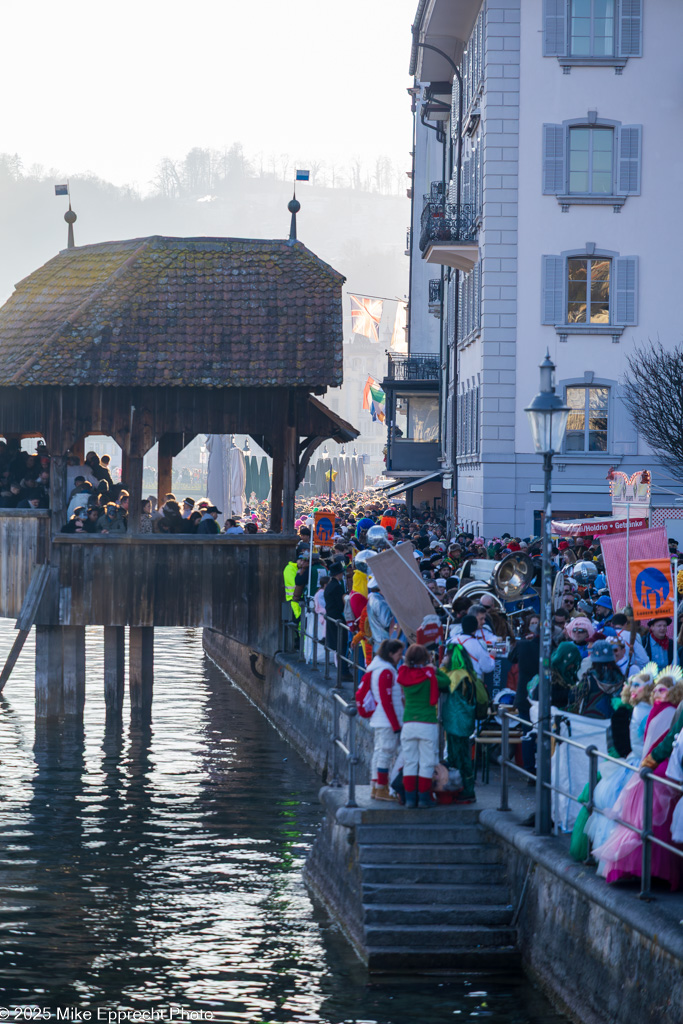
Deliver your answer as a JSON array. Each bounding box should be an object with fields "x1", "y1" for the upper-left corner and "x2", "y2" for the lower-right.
[{"x1": 497, "y1": 707, "x2": 683, "y2": 900}]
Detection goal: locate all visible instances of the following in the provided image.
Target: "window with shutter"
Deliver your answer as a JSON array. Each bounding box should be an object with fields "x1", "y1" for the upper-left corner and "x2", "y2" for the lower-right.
[
  {"x1": 614, "y1": 256, "x2": 638, "y2": 325},
  {"x1": 543, "y1": 124, "x2": 566, "y2": 194},
  {"x1": 619, "y1": 0, "x2": 642, "y2": 57},
  {"x1": 617, "y1": 125, "x2": 642, "y2": 194},
  {"x1": 542, "y1": 256, "x2": 564, "y2": 324},
  {"x1": 543, "y1": 0, "x2": 568, "y2": 56}
]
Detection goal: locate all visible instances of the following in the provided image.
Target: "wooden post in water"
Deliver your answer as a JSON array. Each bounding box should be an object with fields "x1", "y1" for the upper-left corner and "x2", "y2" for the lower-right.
[
  {"x1": 35, "y1": 625, "x2": 64, "y2": 718},
  {"x1": 62, "y1": 626, "x2": 86, "y2": 715},
  {"x1": 129, "y1": 627, "x2": 153, "y2": 713},
  {"x1": 104, "y1": 626, "x2": 126, "y2": 717}
]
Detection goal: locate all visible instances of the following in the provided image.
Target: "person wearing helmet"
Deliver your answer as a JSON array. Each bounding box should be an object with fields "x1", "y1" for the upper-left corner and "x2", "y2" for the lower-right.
[{"x1": 570, "y1": 639, "x2": 626, "y2": 723}]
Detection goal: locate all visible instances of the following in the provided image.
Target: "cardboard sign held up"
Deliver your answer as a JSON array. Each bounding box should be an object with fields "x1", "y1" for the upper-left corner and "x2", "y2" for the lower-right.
[
  {"x1": 313, "y1": 511, "x2": 335, "y2": 546},
  {"x1": 629, "y1": 558, "x2": 675, "y2": 621}
]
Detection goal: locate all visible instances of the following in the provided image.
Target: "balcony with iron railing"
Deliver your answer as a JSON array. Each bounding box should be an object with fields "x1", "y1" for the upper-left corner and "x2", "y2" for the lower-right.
[
  {"x1": 418, "y1": 193, "x2": 479, "y2": 271},
  {"x1": 387, "y1": 352, "x2": 441, "y2": 382}
]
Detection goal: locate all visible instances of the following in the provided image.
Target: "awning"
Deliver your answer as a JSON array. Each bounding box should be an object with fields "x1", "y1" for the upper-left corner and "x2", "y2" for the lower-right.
[
  {"x1": 382, "y1": 471, "x2": 442, "y2": 500},
  {"x1": 551, "y1": 514, "x2": 650, "y2": 538}
]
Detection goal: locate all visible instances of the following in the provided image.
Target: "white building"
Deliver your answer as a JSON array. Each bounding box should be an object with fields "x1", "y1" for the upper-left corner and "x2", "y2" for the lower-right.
[{"x1": 403, "y1": 0, "x2": 683, "y2": 536}]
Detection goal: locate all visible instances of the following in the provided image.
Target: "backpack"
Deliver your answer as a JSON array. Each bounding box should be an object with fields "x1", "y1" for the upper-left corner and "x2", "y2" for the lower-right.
[
  {"x1": 450, "y1": 640, "x2": 490, "y2": 719},
  {"x1": 355, "y1": 671, "x2": 378, "y2": 719}
]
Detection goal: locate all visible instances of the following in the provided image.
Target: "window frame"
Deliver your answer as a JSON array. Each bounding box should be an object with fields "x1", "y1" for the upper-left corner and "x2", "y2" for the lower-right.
[
  {"x1": 541, "y1": 247, "x2": 638, "y2": 340},
  {"x1": 542, "y1": 116, "x2": 641, "y2": 208},
  {"x1": 567, "y1": 125, "x2": 615, "y2": 196},
  {"x1": 542, "y1": 0, "x2": 643, "y2": 71},
  {"x1": 569, "y1": 0, "x2": 616, "y2": 59},
  {"x1": 564, "y1": 383, "x2": 611, "y2": 454},
  {"x1": 393, "y1": 392, "x2": 440, "y2": 444}
]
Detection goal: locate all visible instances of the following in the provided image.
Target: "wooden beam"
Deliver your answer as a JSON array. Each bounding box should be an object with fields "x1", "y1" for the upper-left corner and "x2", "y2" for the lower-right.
[
  {"x1": 297, "y1": 435, "x2": 325, "y2": 487},
  {"x1": 270, "y1": 442, "x2": 283, "y2": 533},
  {"x1": 129, "y1": 626, "x2": 153, "y2": 713},
  {"x1": 49, "y1": 454, "x2": 68, "y2": 539},
  {"x1": 283, "y1": 424, "x2": 297, "y2": 534},
  {"x1": 104, "y1": 626, "x2": 125, "y2": 717},
  {"x1": 63, "y1": 626, "x2": 86, "y2": 716},
  {"x1": 0, "y1": 630, "x2": 30, "y2": 693},
  {"x1": 35, "y1": 625, "x2": 64, "y2": 718},
  {"x1": 126, "y1": 455, "x2": 144, "y2": 534}
]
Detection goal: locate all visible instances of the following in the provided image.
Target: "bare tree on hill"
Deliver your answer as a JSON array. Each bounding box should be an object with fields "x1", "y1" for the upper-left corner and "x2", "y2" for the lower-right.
[{"x1": 621, "y1": 341, "x2": 683, "y2": 480}]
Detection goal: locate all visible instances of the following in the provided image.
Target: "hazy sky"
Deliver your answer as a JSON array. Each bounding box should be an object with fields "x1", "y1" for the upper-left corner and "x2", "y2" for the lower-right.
[{"x1": 1, "y1": 0, "x2": 417, "y2": 191}]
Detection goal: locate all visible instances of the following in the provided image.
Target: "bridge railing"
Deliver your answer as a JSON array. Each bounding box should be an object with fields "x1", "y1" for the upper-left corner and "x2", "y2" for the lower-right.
[{"x1": 497, "y1": 707, "x2": 683, "y2": 900}]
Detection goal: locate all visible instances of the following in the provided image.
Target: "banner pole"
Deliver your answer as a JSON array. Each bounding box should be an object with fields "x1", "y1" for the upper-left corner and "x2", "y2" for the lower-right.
[
  {"x1": 674, "y1": 555, "x2": 679, "y2": 668},
  {"x1": 626, "y1": 503, "x2": 631, "y2": 603}
]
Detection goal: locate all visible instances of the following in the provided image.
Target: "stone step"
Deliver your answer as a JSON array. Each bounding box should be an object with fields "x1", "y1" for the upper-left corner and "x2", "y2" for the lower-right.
[
  {"x1": 366, "y1": 946, "x2": 521, "y2": 972},
  {"x1": 357, "y1": 805, "x2": 481, "y2": 825},
  {"x1": 358, "y1": 842, "x2": 501, "y2": 866},
  {"x1": 362, "y1": 881, "x2": 511, "y2": 906},
  {"x1": 361, "y1": 862, "x2": 503, "y2": 887},
  {"x1": 363, "y1": 903, "x2": 515, "y2": 927},
  {"x1": 365, "y1": 923, "x2": 518, "y2": 950},
  {"x1": 356, "y1": 823, "x2": 485, "y2": 845}
]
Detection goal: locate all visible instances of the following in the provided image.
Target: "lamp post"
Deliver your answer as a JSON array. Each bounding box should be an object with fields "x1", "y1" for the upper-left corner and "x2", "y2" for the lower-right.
[{"x1": 524, "y1": 353, "x2": 570, "y2": 836}]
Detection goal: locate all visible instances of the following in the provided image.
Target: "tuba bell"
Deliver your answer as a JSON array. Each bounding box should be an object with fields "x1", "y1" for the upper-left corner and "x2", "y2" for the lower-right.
[{"x1": 455, "y1": 552, "x2": 537, "y2": 607}]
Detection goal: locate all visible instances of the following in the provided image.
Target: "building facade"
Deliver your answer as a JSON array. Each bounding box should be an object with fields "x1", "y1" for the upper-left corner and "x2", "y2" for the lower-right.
[{"x1": 398, "y1": 0, "x2": 683, "y2": 535}]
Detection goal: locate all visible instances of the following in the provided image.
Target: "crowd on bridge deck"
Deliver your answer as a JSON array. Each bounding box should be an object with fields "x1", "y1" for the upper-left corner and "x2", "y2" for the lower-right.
[
  {"x1": 283, "y1": 497, "x2": 683, "y2": 890},
  {"x1": 0, "y1": 438, "x2": 51, "y2": 509}
]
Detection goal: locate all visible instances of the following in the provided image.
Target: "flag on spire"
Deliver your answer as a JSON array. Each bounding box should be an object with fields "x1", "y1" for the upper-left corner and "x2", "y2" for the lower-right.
[
  {"x1": 362, "y1": 376, "x2": 386, "y2": 423},
  {"x1": 350, "y1": 294, "x2": 383, "y2": 342}
]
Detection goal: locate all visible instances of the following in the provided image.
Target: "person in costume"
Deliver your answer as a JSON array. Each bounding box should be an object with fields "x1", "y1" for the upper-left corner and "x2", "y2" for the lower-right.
[
  {"x1": 366, "y1": 638, "x2": 404, "y2": 801},
  {"x1": 438, "y1": 635, "x2": 489, "y2": 804},
  {"x1": 642, "y1": 616, "x2": 675, "y2": 669},
  {"x1": 581, "y1": 663, "x2": 657, "y2": 855},
  {"x1": 569, "y1": 640, "x2": 625, "y2": 721},
  {"x1": 593, "y1": 667, "x2": 683, "y2": 890},
  {"x1": 397, "y1": 644, "x2": 449, "y2": 808}
]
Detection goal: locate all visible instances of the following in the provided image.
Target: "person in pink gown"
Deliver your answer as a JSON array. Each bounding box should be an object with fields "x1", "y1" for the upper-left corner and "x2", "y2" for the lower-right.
[{"x1": 593, "y1": 669, "x2": 683, "y2": 890}]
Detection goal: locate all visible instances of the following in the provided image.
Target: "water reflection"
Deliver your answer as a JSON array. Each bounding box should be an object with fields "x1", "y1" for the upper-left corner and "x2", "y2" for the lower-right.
[{"x1": 0, "y1": 624, "x2": 566, "y2": 1022}]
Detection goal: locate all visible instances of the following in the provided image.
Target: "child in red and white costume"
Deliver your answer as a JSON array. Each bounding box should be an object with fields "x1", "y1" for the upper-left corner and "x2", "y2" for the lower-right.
[
  {"x1": 398, "y1": 643, "x2": 449, "y2": 808},
  {"x1": 367, "y1": 639, "x2": 404, "y2": 800}
]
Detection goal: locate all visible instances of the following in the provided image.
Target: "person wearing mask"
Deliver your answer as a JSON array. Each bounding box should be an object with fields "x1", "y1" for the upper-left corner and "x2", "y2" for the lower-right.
[
  {"x1": 610, "y1": 612, "x2": 648, "y2": 672},
  {"x1": 367, "y1": 577, "x2": 394, "y2": 649},
  {"x1": 451, "y1": 614, "x2": 495, "y2": 678},
  {"x1": 565, "y1": 616, "x2": 595, "y2": 659},
  {"x1": 569, "y1": 640, "x2": 626, "y2": 722}
]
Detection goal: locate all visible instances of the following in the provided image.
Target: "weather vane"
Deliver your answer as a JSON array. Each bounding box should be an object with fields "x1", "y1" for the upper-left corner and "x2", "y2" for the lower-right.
[
  {"x1": 55, "y1": 181, "x2": 77, "y2": 249},
  {"x1": 288, "y1": 169, "x2": 309, "y2": 244}
]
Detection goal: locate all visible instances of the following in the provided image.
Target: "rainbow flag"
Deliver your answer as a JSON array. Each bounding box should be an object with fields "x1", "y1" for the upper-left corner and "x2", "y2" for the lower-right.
[{"x1": 362, "y1": 376, "x2": 386, "y2": 423}]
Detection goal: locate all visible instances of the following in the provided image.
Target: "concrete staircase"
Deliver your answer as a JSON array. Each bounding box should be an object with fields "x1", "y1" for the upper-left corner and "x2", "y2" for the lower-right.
[{"x1": 356, "y1": 806, "x2": 519, "y2": 971}]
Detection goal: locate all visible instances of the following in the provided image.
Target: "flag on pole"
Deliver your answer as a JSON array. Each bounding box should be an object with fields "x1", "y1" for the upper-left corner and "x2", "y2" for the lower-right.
[
  {"x1": 350, "y1": 294, "x2": 383, "y2": 342},
  {"x1": 295, "y1": 169, "x2": 310, "y2": 181},
  {"x1": 362, "y1": 376, "x2": 386, "y2": 423},
  {"x1": 55, "y1": 184, "x2": 69, "y2": 196},
  {"x1": 390, "y1": 300, "x2": 408, "y2": 353},
  {"x1": 324, "y1": 469, "x2": 338, "y2": 482}
]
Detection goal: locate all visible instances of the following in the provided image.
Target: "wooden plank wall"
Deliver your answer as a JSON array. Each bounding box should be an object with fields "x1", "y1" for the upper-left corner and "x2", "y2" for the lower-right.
[
  {"x1": 0, "y1": 512, "x2": 50, "y2": 619},
  {"x1": 52, "y1": 536, "x2": 293, "y2": 656}
]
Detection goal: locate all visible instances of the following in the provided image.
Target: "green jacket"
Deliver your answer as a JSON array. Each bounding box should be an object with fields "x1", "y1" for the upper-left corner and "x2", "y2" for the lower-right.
[{"x1": 652, "y1": 702, "x2": 683, "y2": 764}]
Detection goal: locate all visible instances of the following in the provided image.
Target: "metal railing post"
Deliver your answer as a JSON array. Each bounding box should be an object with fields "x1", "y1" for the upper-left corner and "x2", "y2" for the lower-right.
[
  {"x1": 347, "y1": 707, "x2": 358, "y2": 808},
  {"x1": 335, "y1": 621, "x2": 343, "y2": 690},
  {"x1": 298, "y1": 609, "x2": 305, "y2": 662},
  {"x1": 323, "y1": 614, "x2": 330, "y2": 681},
  {"x1": 330, "y1": 693, "x2": 341, "y2": 787},
  {"x1": 639, "y1": 769, "x2": 654, "y2": 900},
  {"x1": 312, "y1": 604, "x2": 319, "y2": 671},
  {"x1": 352, "y1": 633, "x2": 359, "y2": 682},
  {"x1": 499, "y1": 709, "x2": 510, "y2": 812}
]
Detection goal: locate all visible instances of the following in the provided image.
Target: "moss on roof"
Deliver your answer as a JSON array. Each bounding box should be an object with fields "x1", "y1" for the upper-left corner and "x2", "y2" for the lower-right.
[{"x1": 0, "y1": 235, "x2": 345, "y2": 388}]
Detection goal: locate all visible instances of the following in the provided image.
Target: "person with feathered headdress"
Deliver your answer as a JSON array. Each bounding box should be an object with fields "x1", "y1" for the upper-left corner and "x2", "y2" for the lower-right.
[{"x1": 593, "y1": 666, "x2": 683, "y2": 890}]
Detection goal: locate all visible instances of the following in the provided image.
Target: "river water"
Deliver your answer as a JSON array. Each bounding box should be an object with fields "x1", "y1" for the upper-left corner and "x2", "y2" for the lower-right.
[{"x1": 0, "y1": 623, "x2": 568, "y2": 1023}]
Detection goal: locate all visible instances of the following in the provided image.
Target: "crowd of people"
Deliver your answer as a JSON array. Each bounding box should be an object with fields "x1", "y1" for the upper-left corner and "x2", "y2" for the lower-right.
[
  {"x1": 283, "y1": 494, "x2": 683, "y2": 891},
  {"x1": 0, "y1": 439, "x2": 51, "y2": 509}
]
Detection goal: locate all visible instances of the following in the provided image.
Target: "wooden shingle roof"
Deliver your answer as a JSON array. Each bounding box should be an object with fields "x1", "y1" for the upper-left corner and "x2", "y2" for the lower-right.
[{"x1": 0, "y1": 235, "x2": 345, "y2": 388}]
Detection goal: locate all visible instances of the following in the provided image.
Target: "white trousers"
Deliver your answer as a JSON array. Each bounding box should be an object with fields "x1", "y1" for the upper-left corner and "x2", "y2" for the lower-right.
[
  {"x1": 401, "y1": 721, "x2": 439, "y2": 780},
  {"x1": 371, "y1": 726, "x2": 399, "y2": 781}
]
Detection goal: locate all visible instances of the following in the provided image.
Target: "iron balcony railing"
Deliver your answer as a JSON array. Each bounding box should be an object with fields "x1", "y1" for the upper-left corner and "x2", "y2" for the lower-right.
[
  {"x1": 387, "y1": 352, "x2": 441, "y2": 381},
  {"x1": 419, "y1": 198, "x2": 478, "y2": 253}
]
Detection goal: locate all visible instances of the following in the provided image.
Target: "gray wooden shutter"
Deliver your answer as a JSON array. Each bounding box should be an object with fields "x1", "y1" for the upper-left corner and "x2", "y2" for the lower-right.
[
  {"x1": 619, "y1": 0, "x2": 643, "y2": 57},
  {"x1": 543, "y1": 0, "x2": 568, "y2": 56},
  {"x1": 611, "y1": 385, "x2": 638, "y2": 455},
  {"x1": 617, "y1": 125, "x2": 642, "y2": 194},
  {"x1": 613, "y1": 256, "x2": 638, "y2": 325},
  {"x1": 542, "y1": 124, "x2": 566, "y2": 194},
  {"x1": 542, "y1": 256, "x2": 564, "y2": 324}
]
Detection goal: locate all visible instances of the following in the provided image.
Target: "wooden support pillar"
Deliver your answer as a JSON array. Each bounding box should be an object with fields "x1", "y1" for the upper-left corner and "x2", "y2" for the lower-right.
[
  {"x1": 35, "y1": 625, "x2": 64, "y2": 718},
  {"x1": 270, "y1": 443, "x2": 284, "y2": 533},
  {"x1": 49, "y1": 454, "x2": 68, "y2": 538},
  {"x1": 129, "y1": 626, "x2": 153, "y2": 713},
  {"x1": 157, "y1": 450, "x2": 173, "y2": 505},
  {"x1": 283, "y1": 425, "x2": 297, "y2": 534},
  {"x1": 62, "y1": 626, "x2": 86, "y2": 716},
  {"x1": 104, "y1": 626, "x2": 125, "y2": 718},
  {"x1": 71, "y1": 437, "x2": 85, "y2": 461},
  {"x1": 126, "y1": 455, "x2": 144, "y2": 534}
]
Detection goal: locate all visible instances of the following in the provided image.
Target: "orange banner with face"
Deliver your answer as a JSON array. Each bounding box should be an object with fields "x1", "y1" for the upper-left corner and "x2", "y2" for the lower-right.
[{"x1": 629, "y1": 558, "x2": 675, "y2": 621}]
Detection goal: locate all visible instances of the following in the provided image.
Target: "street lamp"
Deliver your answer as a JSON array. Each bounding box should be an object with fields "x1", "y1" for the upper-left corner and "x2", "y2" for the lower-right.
[{"x1": 524, "y1": 352, "x2": 570, "y2": 836}]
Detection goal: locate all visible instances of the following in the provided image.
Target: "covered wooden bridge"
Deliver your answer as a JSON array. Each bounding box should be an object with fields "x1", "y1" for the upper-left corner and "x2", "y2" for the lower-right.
[{"x1": 0, "y1": 233, "x2": 357, "y2": 717}]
